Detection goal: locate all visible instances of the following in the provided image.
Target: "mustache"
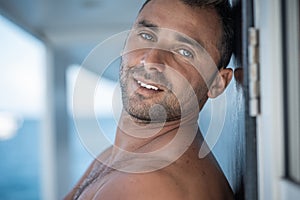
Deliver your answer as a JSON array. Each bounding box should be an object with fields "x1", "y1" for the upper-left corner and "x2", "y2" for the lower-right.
[{"x1": 126, "y1": 64, "x2": 171, "y2": 90}]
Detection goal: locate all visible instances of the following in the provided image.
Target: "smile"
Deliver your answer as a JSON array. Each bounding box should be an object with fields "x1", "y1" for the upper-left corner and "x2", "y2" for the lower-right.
[{"x1": 137, "y1": 80, "x2": 159, "y2": 91}]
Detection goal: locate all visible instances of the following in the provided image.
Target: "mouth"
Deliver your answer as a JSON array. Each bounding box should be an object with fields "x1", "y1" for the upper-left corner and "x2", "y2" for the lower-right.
[
  {"x1": 134, "y1": 79, "x2": 165, "y2": 96},
  {"x1": 137, "y1": 80, "x2": 160, "y2": 91}
]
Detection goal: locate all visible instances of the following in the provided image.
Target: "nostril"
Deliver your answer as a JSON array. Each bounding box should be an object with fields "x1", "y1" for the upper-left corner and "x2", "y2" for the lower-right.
[{"x1": 144, "y1": 63, "x2": 165, "y2": 73}]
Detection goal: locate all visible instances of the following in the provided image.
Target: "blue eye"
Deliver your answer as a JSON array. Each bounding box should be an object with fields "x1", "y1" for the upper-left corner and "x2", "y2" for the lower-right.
[
  {"x1": 140, "y1": 32, "x2": 154, "y2": 41},
  {"x1": 178, "y1": 49, "x2": 193, "y2": 58}
]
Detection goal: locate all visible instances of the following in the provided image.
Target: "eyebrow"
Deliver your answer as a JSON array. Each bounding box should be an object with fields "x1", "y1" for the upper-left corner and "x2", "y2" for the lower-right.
[
  {"x1": 175, "y1": 34, "x2": 205, "y2": 51},
  {"x1": 136, "y1": 19, "x2": 206, "y2": 50},
  {"x1": 137, "y1": 20, "x2": 159, "y2": 31}
]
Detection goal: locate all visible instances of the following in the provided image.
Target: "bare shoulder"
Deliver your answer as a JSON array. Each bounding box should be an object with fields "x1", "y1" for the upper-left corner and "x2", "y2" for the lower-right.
[
  {"x1": 93, "y1": 171, "x2": 186, "y2": 200},
  {"x1": 190, "y1": 154, "x2": 235, "y2": 200},
  {"x1": 66, "y1": 147, "x2": 233, "y2": 200},
  {"x1": 93, "y1": 165, "x2": 233, "y2": 200}
]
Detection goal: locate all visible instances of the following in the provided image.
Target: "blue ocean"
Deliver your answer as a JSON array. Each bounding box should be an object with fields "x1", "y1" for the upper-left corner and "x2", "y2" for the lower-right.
[
  {"x1": 0, "y1": 119, "x2": 41, "y2": 200},
  {"x1": 0, "y1": 118, "x2": 116, "y2": 200}
]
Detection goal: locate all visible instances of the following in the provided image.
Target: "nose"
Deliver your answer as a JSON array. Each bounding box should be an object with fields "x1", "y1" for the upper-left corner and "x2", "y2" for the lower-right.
[{"x1": 142, "y1": 48, "x2": 166, "y2": 73}]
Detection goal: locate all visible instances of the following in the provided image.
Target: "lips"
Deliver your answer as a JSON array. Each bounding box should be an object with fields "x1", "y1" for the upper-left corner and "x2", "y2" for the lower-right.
[
  {"x1": 137, "y1": 80, "x2": 159, "y2": 91},
  {"x1": 134, "y1": 78, "x2": 165, "y2": 96}
]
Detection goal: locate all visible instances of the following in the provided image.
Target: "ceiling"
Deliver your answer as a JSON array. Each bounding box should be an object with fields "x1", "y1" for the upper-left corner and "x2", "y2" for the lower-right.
[{"x1": 0, "y1": 0, "x2": 144, "y2": 79}]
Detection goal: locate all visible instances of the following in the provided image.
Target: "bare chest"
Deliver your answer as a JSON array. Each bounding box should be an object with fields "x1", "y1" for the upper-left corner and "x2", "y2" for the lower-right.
[{"x1": 75, "y1": 163, "x2": 117, "y2": 200}]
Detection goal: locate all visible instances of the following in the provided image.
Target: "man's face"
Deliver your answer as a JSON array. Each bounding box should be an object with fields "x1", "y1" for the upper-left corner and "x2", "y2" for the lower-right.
[{"x1": 120, "y1": 0, "x2": 223, "y2": 122}]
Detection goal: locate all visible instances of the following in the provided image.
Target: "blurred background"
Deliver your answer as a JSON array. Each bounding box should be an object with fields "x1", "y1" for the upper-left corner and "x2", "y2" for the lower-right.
[{"x1": 1, "y1": 0, "x2": 299, "y2": 200}]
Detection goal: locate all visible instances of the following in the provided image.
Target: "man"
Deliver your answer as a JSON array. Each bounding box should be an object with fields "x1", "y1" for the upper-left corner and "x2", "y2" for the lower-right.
[{"x1": 65, "y1": 0, "x2": 234, "y2": 199}]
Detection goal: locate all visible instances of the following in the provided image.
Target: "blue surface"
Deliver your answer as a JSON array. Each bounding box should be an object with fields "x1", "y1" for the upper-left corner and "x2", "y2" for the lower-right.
[
  {"x1": 0, "y1": 119, "x2": 41, "y2": 200},
  {"x1": 0, "y1": 118, "x2": 117, "y2": 200}
]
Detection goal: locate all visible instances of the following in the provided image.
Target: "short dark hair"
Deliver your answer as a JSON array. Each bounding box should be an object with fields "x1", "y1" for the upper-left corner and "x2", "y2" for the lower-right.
[{"x1": 139, "y1": 0, "x2": 233, "y2": 69}]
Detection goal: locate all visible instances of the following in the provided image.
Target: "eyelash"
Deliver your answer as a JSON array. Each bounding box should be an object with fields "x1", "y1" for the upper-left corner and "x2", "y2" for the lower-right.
[
  {"x1": 139, "y1": 32, "x2": 156, "y2": 42},
  {"x1": 177, "y1": 49, "x2": 194, "y2": 58},
  {"x1": 137, "y1": 31, "x2": 195, "y2": 59}
]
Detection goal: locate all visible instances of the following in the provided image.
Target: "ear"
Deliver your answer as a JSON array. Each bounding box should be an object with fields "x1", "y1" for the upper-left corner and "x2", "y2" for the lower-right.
[{"x1": 207, "y1": 68, "x2": 233, "y2": 98}]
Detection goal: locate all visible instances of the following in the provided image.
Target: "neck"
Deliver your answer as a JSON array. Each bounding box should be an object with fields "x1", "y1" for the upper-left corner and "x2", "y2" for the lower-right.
[
  {"x1": 108, "y1": 109, "x2": 203, "y2": 173},
  {"x1": 114, "y1": 109, "x2": 200, "y2": 153}
]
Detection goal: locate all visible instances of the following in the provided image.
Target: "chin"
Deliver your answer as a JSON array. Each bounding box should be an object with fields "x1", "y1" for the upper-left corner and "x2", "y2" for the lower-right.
[{"x1": 125, "y1": 105, "x2": 182, "y2": 123}]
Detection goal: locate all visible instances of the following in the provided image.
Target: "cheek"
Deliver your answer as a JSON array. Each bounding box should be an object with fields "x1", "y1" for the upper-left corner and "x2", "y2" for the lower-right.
[
  {"x1": 123, "y1": 33, "x2": 146, "y2": 56},
  {"x1": 121, "y1": 54, "x2": 133, "y2": 67},
  {"x1": 170, "y1": 68, "x2": 208, "y2": 102},
  {"x1": 122, "y1": 50, "x2": 144, "y2": 68},
  {"x1": 172, "y1": 65, "x2": 207, "y2": 88}
]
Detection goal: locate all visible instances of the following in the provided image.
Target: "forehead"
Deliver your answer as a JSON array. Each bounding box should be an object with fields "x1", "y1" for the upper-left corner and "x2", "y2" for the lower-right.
[{"x1": 136, "y1": 0, "x2": 222, "y2": 51}]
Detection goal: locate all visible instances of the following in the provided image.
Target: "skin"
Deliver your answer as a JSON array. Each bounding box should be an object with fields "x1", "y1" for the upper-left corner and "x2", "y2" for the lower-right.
[{"x1": 65, "y1": 0, "x2": 234, "y2": 199}]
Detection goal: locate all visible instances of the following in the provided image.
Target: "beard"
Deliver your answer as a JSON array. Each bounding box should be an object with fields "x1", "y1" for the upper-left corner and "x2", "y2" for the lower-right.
[{"x1": 119, "y1": 62, "x2": 183, "y2": 122}]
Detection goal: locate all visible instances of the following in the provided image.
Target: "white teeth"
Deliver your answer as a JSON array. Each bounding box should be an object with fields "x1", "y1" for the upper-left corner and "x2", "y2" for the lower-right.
[{"x1": 137, "y1": 80, "x2": 159, "y2": 91}]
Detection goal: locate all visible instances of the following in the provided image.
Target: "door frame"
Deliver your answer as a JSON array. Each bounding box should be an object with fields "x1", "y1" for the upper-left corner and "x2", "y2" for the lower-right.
[{"x1": 254, "y1": 0, "x2": 300, "y2": 199}]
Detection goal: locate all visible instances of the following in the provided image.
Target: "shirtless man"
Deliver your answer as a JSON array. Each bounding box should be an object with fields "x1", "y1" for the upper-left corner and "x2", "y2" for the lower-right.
[{"x1": 65, "y1": 0, "x2": 234, "y2": 199}]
